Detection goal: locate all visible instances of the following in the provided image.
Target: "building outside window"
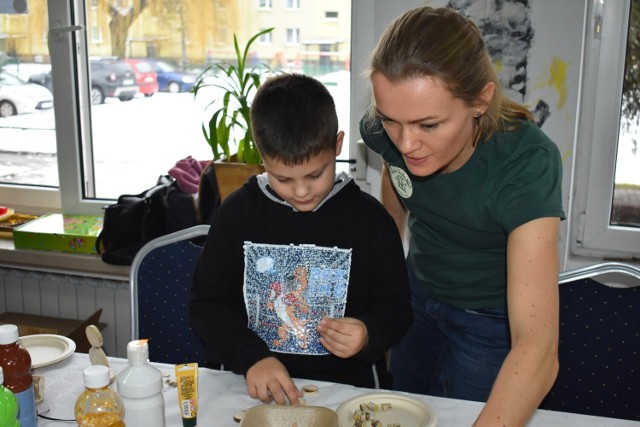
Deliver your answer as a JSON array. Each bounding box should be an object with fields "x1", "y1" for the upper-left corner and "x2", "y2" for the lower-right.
[{"x1": 286, "y1": 28, "x2": 300, "y2": 45}]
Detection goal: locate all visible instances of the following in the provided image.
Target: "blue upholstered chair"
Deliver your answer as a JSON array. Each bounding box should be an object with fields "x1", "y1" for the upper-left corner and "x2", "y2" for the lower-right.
[
  {"x1": 539, "y1": 262, "x2": 640, "y2": 421},
  {"x1": 130, "y1": 224, "x2": 210, "y2": 366}
]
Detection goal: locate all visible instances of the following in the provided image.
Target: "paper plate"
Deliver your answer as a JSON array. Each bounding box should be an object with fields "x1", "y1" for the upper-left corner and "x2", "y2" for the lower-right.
[
  {"x1": 19, "y1": 334, "x2": 76, "y2": 368},
  {"x1": 240, "y1": 405, "x2": 338, "y2": 427},
  {"x1": 337, "y1": 392, "x2": 437, "y2": 427}
]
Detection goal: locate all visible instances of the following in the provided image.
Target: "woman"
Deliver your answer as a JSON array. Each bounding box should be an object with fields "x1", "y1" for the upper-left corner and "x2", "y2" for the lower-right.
[{"x1": 359, "y1": 6, "x2": 565, "y2": 426}]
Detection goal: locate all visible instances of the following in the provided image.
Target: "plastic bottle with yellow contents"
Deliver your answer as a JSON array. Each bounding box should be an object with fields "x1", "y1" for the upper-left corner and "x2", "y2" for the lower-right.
[{"x1": 75, "y1": 364, "x2": 125, "y2": 426}]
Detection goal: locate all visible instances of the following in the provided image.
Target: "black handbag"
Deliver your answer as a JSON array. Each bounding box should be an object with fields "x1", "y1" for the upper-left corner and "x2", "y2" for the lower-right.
[{"x1": 96, "y1": 175, "x2": 196, "y2": 265}]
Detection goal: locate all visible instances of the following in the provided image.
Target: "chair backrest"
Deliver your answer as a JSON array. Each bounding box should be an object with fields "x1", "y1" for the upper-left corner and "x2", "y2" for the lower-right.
[
  {"x1": 539, "y1": 262, "x2": 640, "y2": 421},
  {"x1": 130, "y1": 224, "x2": 210, "y2": 365}
]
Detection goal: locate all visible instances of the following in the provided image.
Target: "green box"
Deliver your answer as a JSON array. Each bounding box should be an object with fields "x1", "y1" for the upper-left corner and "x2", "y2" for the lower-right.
[{"x1": 13, "y1": 214, "x2": 103, "y2": 255}]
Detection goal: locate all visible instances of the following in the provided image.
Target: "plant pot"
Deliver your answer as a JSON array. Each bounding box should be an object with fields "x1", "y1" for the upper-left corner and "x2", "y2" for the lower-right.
[{"x1": 212, "y1": 158, "x2": 265, "y2": 201}]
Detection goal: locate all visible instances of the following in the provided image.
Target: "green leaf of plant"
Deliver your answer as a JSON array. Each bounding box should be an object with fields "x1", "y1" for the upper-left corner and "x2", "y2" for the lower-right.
[{"x1": 193, "y1": 27, "x2": 275, "y2": 163}]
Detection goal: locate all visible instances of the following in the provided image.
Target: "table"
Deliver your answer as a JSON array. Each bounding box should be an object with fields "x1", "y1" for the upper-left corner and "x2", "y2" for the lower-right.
[{"x1": 35, "y1": 353, "x2": 639, "y2": 426}]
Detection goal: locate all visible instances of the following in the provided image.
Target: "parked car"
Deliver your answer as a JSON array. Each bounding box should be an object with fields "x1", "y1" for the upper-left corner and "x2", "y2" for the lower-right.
[
  {"x1": 88, "y1": 58, "x2": 139, "y2": 104},
  {"x1": 144, "y1": 59, "x2": 197, "y2": 93},
  {"x1": 123, "y1": 59, "x2": 158, "y2": 97},
  {"x1": 28, "y1": 58, "x2": 139, "y2": 105},
  {"x1": 0, "y1": 71, "x2": 53, "y2": 117}
]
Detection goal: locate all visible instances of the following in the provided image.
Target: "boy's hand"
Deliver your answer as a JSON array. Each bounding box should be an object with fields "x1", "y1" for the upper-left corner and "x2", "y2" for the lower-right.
[
  {"x1": 245, "y1": 357, "x2": 303, "y2": 405},
  {"x1": 317, "y1": 317, "x2": 368, "y2": 358}
]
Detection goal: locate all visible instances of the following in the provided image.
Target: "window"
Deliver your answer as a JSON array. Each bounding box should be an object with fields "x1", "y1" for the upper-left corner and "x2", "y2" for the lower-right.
[
  {"x1": 286, "y1": 28, "x2": 300, "y2": 45},
  {"x1": 0, "y1": 0, "x2": 351, "y2": 213},
  {"x1": 571, "y1": 0, "x2": 640, "y2": 257},
  {"x1": 258, "y1": 29, "x2": 273, "y2": 44},
  {"x1": 286, "y1": 0, "x2": 300, "y2": 10},
  {"x1": 258, "y1": 0, "x2": 272, "y2": 10},
  {"x1": 0, "y1": 1, "x2": 58, "y2": 211},
  {"x1": 91, "y1": 25, "x2": 102, "y2": 43}
]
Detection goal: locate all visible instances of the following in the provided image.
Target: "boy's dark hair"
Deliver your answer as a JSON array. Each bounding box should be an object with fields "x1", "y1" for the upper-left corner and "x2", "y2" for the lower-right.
[{"x1": 251, "y1": 73, "x2": 338, "y2": 165}]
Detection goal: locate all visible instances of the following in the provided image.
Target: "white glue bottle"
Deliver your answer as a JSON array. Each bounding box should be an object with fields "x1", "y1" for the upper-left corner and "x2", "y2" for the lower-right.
[{"x1": 116, "y1": 339, "x2": 165, "y2": 426}]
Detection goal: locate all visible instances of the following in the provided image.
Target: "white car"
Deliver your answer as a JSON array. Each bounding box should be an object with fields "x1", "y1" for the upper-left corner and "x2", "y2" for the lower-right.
[{"x1": 0, "y1": 71, "x2": 53, "y2": 117}]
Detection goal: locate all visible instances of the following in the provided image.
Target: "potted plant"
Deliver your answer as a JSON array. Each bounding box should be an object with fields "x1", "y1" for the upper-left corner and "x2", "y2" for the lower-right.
[{"x1": 192, "y1": 28, "x2": 275, "y2": 200}]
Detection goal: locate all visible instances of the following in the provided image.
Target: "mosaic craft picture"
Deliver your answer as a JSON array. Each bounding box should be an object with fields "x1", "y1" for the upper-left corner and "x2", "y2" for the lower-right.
[{"x1": 243, "y1": 242, "x2": 352, "y2": 355}]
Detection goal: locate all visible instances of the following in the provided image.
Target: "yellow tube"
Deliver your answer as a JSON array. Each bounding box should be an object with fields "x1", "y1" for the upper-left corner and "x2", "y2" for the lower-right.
[{"x1": 175, "y1": 363, "x2": 198, "y2": 427}]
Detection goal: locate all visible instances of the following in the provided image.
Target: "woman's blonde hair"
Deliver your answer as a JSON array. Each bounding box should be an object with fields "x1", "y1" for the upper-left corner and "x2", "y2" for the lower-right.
[{"x1": 365, "y1": 6, "x2": 533, "y2": 141}]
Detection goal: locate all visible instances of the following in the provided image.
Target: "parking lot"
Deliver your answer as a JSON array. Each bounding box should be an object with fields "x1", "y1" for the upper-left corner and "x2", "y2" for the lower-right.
[
  {"x1": 0, "y1": 92, "x2": 211, "y2": 198},
  {"x1": 0, "y1": 70, "x2": 352, "y2": 199}
]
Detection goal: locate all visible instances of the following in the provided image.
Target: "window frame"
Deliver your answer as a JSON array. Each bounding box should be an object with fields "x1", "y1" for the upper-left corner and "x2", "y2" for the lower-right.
[
  {"x1": 325, "y1": 11, "x2": 339, "y2": 20},
  {"x1": 43, "y1": 0, "x2": 105, "y2": 215},
  {"x1": 285, "y1": 28, "x2": 300, "y2": 45},
  {"x1": 285, "y1": 0, "x2": 300, "y2": 11},
  {"x1": 1, "y1": 0, "x2": 94, "y2": 214},
  {"x1": 569, "y1": 0, "x2": 640, "y2": 258},
  {"x1": 258, "y1": 28, "x2": 273, "y2": 44},
  {"x1": 91, "y1": 25, "x2": 102, "y2": 43},
  {"x1": 258, "y1": 0, "x2": 273, "y2": 11}
]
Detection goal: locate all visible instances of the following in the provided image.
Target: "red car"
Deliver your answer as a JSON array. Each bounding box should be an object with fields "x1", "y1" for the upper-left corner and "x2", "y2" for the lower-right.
[{"x1": 124, "y1": 59, "x2": 158, "y2": 97}]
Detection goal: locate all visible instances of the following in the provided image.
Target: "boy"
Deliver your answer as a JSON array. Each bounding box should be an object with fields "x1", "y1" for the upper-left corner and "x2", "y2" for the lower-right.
[{"x1": 189, "y1": 73, "x2": 411, "y2": 405}]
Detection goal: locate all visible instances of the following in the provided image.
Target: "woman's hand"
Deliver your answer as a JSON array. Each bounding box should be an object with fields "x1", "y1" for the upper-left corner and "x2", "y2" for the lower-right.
[
  {"x1": 245, "y1": 357, "x2": 303, "y2": 405},
  {"x1": 317, "y1": 317, "x2": 368, "y2": 358}
]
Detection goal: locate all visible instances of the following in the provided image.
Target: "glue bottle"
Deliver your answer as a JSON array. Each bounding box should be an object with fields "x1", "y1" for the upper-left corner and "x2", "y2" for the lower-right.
[
  {"x1": 0, "y1": 366, "x2": 20, "y2": 427},
  {"x1": 116, "y1": 339, "x2": 165, "y2": 426},
  {"x1": 0, "y1": 324, "x2": 37, "y2": 427},
  {"x1": 75, "y1": 364, "x2": 125, "y2": 426}
]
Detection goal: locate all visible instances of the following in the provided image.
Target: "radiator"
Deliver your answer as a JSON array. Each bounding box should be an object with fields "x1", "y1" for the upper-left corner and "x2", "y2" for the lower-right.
[{"x1": 0, "y1": 267, "x2": 130, "y2": 357}]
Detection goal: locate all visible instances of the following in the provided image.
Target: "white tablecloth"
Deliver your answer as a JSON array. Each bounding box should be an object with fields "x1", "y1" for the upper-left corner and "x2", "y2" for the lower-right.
[{"x1": 35, "y1": 353, "x2": 639, "y2": 426}]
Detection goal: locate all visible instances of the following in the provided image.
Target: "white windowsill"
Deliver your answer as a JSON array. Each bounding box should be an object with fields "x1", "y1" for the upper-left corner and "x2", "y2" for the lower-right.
[{"x1": 0, "y1": 238, "x2": 130, "y2": 281}]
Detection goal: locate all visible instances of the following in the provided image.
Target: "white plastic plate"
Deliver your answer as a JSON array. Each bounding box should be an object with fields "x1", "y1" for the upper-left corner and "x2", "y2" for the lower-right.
[{"x1": 19, "y1": 334, "x2": 76, "y2": 368}]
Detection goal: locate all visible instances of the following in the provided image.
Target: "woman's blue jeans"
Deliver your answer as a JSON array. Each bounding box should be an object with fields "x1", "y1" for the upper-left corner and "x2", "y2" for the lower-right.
[{"x1": 388, "y1": 267, "x2": 511, "y2": 401}]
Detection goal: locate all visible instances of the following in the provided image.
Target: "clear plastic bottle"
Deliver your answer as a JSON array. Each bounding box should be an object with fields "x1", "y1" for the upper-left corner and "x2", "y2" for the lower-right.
[
  {"x1": 75, "y1": 364, "x2": 125, "y2": 427},
  {"x1": 0, "y1": 366, "x2": 20, "y2": 427},
  {"x1": 116, "y1": 340, "x2": 165, "y2": 426},
  {"x1": 0, "y1": 324, "x2": 37, "y2": 427}
]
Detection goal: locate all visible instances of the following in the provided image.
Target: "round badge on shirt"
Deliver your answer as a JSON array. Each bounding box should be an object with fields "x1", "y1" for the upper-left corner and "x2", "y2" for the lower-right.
[{"x1": 389, "y1": 165, "x2": 413, "y2": 198}]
